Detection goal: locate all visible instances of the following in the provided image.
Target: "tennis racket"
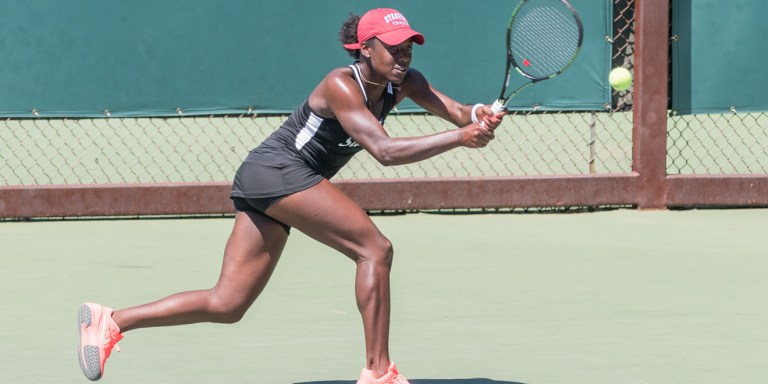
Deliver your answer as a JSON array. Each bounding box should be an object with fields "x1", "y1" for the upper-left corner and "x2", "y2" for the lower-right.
[{"x1": 488, "y1": 0, "x2": 584, "y2": 114}]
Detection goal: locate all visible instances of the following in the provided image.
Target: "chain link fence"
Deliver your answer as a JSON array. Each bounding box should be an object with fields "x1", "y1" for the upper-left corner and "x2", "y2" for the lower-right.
[
  {"x1": 1, "y1": 1, "x2": 764, "y2": 191},
  {"x1": 668, "y1": 112, "x2": 768, "y2": 174},
  {"x1": 0, "y1": 109, "x2": 634, "y2": 186}
]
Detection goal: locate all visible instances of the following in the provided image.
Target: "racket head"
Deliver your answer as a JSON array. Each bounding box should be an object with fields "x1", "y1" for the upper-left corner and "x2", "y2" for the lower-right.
[{"x1": 498, "y1": 0, "x2": 584, "y2": 102}]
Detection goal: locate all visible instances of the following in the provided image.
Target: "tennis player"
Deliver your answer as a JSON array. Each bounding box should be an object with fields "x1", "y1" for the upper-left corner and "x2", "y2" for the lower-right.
[{"x1": 77, "y1": 8, "x2": 504, "y2": 384}]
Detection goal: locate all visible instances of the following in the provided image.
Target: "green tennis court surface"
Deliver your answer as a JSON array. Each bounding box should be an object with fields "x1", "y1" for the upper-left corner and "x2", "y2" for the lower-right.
[{"x1": 2, "y1": 209, "x2": 766, "y2": 384}]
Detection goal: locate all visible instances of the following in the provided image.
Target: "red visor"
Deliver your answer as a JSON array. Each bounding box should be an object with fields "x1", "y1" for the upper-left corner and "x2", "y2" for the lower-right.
[{"x1": 343, "y1": 8, "x2": 425, "y2": 50}]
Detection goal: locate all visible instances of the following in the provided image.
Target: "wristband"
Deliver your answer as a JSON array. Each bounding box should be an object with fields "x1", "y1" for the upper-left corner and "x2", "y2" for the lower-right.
[{"x1": 470, "y1": 103, "x2": 484, "y2": 124}]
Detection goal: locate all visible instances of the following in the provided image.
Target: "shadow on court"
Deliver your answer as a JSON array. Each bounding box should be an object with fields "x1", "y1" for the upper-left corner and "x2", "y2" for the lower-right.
[{"x1": 297, "y1": 379, "x2": 524, "y2": 384}]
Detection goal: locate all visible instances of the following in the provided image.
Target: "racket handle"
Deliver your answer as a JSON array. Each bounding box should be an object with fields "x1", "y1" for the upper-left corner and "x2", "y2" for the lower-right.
[
  {"x1": 480, "y1": 100, "x2": 505, "y2": 128},
  {"x1": 490, "y1": 100, "x2": 506, "y2": 114}
]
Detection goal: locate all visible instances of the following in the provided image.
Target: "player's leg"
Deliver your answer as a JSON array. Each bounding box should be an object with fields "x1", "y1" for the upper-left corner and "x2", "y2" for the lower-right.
[
  {"x1": 113, "y1": 210, "x2": 289, "y2": 330},
  {"x1": 266, "y1": 179, "x2": 400, "y2": 379},
  {"x1": 78, "y1": 211, "x2": 287, "y2": 380}
]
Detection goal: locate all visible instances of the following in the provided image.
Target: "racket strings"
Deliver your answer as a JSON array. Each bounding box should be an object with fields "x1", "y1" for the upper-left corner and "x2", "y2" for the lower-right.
[{"x1": 510, "y1": 3, "x2": 581, "y2": 79}]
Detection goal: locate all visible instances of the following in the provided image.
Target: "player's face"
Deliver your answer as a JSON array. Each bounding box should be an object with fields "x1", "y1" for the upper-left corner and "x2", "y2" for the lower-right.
[{"x1": 369, "y1": 39, "x2": 413, "y2": 83}]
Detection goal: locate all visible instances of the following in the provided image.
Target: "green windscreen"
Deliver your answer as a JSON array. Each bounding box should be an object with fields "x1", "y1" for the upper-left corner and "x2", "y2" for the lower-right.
[
  {"x1": 672, "y1": 0, "x2": 768, "y2": 115},
  {"x1": 0, "y1": 0, "x2": 611, "y2": 117}
]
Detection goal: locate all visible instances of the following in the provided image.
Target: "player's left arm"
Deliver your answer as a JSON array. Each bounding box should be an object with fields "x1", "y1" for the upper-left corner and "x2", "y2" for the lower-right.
[{"x1": 400, "y1": 68, "x2": 504, "y2": 129}]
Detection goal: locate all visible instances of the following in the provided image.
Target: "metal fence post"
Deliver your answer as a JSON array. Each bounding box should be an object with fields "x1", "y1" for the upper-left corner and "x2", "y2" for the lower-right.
[{"x1": 633, "y1": 0, "x2": 669, "y2": 209}]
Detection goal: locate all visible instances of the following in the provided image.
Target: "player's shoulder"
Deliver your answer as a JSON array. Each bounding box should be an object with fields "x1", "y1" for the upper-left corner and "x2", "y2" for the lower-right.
[
  {"x1": 404, "y1": 67, "x2": 426, "y2": 82},
  {"x1": 309, "y1": 65, "x2": 361, "y2": 116},
  {"x1": 325, "y1": 65, "x2": 356, "y2": 82},
  {"x1": 318, "y1": 66, "x2": 359, "y2": 93},
  {"x1": 400, "y1": 67, "x2": 428, "y2": 95},
  {"x1": 318, "y1": 65, "x2": 362, "y2": 96}
]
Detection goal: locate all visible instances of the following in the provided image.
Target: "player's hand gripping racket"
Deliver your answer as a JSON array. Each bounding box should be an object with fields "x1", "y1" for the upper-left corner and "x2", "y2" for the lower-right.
[{"x1": 486, "y1": 0, "x2": 584, "y2": 116}]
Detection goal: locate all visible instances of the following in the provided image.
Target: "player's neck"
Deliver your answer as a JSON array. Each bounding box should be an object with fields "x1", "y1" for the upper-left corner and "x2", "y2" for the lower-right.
[{"x1": 356, "y1": 63, "x2": 387, "y2": 88}]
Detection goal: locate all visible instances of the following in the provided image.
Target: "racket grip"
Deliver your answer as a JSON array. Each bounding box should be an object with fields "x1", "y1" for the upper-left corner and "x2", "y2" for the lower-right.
[
  {"x1": 490, "y1": 100, "x2": 506, "y2": 114},
  {"x1": 480, "y1": 100, "x2": 505, "y2": 128}
]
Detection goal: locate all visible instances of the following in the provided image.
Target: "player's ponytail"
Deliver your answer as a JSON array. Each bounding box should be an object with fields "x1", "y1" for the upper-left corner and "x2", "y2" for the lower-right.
[{"x1": 339, "y1": 13, "x2": 361, "y2": 59}]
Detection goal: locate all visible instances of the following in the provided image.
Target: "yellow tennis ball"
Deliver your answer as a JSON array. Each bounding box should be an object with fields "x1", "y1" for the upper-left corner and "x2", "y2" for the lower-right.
[{"x1": 609, "y1": 67, "x2": 632, "y2": 91}]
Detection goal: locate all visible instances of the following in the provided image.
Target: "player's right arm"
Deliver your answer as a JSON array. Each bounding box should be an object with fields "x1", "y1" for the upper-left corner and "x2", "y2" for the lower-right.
[{"x1": 310, "y1": 67, "x2": 494, "y2": 166}]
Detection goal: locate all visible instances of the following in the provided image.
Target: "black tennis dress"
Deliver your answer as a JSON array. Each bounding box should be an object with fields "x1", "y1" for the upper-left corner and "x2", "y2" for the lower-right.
[{"x1": 230, "y1": 63, "x2": 398, "y2": 210}]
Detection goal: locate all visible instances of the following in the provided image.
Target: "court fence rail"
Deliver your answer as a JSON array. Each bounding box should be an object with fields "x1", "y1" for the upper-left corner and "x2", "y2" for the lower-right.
[{"x1": 1, "y1": 0, "x2": 767, "y2": 219}]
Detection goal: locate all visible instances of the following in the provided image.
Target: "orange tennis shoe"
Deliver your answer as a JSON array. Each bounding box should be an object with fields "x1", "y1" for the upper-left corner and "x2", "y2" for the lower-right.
[
  {"x1": 357, "y1": 362, "x2": 410, "y2": 384},
  {"x1": 77, "y1": 303, "x2": 123, "y2": 381}
]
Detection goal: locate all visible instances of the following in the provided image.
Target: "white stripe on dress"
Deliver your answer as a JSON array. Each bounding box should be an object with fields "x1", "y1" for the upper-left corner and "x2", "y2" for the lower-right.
[{"x1": 294, "y1": 111, "x2": 324, "y2": 150}]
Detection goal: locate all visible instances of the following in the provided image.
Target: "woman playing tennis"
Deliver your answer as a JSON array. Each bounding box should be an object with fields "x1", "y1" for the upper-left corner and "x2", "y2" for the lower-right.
[{"x1": 77, "y1": 8, "x2": 504, "y2": 384}]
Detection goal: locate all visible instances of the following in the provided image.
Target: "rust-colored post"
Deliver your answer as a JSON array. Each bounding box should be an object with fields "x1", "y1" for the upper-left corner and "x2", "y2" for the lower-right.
[{"x1": 632, "y1": 0, "x2": 669, "y2": 209}]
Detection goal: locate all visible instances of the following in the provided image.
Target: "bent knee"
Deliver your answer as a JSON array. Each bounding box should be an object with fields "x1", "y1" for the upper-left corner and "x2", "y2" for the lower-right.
[
  {"x1": 355, "y1": 235, "x2": 394, "y2": 267},
  {"x1": 207, "y1": 292, "x2": 251, "y2": 324}
]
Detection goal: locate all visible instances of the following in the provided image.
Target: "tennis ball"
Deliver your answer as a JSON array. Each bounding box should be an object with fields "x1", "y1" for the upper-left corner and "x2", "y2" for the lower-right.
[{"x1": 609, "y1": 67, "x2": 632, "y2": 91}]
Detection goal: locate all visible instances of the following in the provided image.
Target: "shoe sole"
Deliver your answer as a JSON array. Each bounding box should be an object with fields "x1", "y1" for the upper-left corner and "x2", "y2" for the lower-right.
[{"x1": 78, "y1": 304, "x2": 103, "y2": 381}]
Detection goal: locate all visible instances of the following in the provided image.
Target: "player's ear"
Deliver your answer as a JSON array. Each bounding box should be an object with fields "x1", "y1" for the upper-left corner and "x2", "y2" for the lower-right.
[{"x1": 359, "y1": 40, "x2": 374, "y2": 59}]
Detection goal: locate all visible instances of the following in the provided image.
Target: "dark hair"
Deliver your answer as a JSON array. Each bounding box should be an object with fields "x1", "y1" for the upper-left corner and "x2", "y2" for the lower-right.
[{"x1": 339, "y1": 13, "x2": 361, "y2": 59}]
